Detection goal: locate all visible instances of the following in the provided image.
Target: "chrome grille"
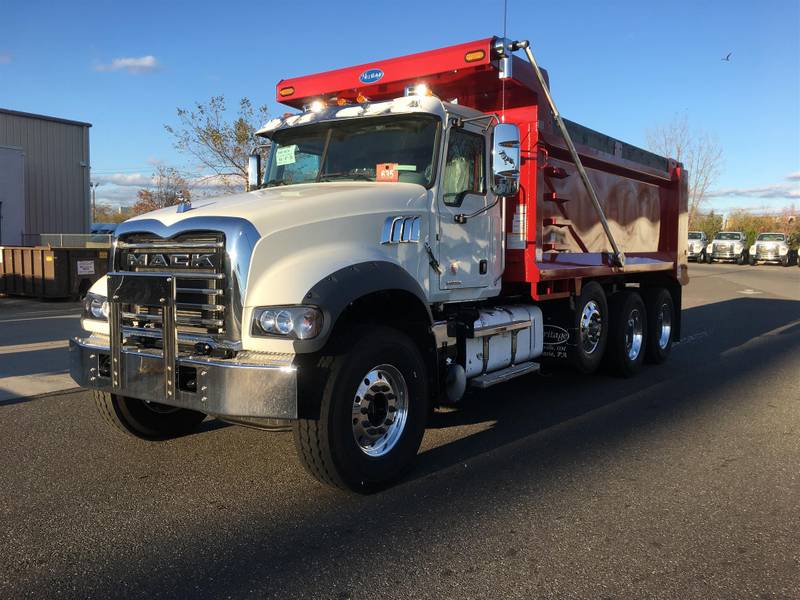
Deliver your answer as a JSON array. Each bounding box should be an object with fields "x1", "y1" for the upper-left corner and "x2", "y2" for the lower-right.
[{"x1": 115, "y1": 232, "x2": 227, "y2": 337}]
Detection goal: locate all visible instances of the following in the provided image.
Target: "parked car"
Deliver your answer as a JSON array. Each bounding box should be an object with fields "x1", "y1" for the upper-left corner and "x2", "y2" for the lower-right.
[
  {"x1": 707, "y1": 231, "x2": 748, "y2": 264},
  {"x1": 748, "y1": 232, "x2": 791, "y2": 267},
  {"x1": 687, "y1": 231, "x2": 708, "y2": 262}
]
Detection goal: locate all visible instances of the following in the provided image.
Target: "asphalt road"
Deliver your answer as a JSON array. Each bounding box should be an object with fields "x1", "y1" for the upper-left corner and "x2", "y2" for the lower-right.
[{"x1": 1, "y1": 262, "x2": 799, "y2": 599}]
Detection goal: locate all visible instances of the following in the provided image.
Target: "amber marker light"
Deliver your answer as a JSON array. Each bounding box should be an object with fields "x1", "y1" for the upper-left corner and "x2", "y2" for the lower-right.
[
  {"x1": 278, "y1": 86, "x2": 295, "y2": 97},
  {"x1": 464, "y1": 49, "x2": 485, "y2": 62}
]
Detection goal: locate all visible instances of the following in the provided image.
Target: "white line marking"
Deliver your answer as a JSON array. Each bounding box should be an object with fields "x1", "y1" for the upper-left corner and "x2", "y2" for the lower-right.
[{"x1": 0, "y1": 340, "x2": 70, "y2": 354}]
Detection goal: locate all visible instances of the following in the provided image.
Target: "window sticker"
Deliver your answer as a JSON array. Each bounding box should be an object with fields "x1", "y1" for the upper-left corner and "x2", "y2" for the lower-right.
[
  {"x1": 275, "y1": 145, "x2": 298, "y2": 166},
  {"x1": 376, "y1": 163, "x2": 399, "y2": 182},
  {"x1": 396, "y1": 164, "x2": 416, "y2": 171}
]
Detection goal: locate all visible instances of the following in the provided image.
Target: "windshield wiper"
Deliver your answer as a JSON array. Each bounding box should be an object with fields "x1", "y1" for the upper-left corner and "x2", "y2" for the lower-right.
[{"x1": 318, "y1": 172, "x2": 374, "y2": 182}]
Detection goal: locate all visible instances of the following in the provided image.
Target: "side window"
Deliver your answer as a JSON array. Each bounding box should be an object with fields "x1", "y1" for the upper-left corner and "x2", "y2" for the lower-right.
[{"x1": 442, "y1": 129, "x2": 485, "y2": 206}]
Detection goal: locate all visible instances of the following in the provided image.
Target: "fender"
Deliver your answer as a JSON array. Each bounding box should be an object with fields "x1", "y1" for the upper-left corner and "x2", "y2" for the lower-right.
[{"x1": 295, "y1": 260, "x2": 433, "y2": 353}]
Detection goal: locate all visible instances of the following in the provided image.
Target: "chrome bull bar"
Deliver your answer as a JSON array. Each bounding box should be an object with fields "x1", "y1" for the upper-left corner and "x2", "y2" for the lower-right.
[{"x1": 107, "y1": 272, "x2": 178, "y2": 401}]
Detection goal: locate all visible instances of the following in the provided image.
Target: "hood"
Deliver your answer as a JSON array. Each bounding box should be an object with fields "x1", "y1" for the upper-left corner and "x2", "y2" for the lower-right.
[{"x1": 125, "y1": 182, "x2": 429, "y2": 236}]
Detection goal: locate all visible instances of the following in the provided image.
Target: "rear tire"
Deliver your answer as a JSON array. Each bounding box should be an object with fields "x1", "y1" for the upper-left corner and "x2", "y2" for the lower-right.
[
  {"x1": 643, "y1": 288, "x2": 675, "y2": 364},
  {"x1": 569, "y1": 282, "x2": 609, "y2": 374},
  {"x1": 605, "y1": 290, "x2": 647, "y2": 377},
  {"x1": 93, "y1": 391, "x2": 206, "y2": 440},
  {"x1": 293, "y1": 326, "x2": 429, "y2": 493}
]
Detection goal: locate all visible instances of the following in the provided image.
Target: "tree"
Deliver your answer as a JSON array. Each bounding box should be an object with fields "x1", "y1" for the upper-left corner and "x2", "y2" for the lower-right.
[
  {"x1": 646, "y1": 114, "x2": 723, "y2": 224},
  {"x1": 165, "y1": 96, "x2": 269, "y2": 192},
  {"x1": 692, "y1": 210, "x2": 724, "y2": 242},
  {"x1": 132, "y1": 166, "x2": 191, "y2": 215}
]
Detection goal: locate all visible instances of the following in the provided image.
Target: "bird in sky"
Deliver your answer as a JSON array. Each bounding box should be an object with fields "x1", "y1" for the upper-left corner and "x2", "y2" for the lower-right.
[{"x1": 721, "y1": 52, "x2": 732, "y2": 62}]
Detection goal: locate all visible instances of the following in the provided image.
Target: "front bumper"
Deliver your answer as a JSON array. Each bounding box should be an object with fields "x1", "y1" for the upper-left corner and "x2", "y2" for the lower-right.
[
  {"x1": 69, "y1": 335, "x2": 298, "y2": 419},
  {"x1": 754, "y1": 251, "x2": 783, "y2": 262}
]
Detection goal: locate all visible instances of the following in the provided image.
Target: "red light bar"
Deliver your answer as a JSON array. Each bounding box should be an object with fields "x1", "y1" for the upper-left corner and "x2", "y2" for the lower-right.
[{"x1": 275, "y1": 37, "x2": 495, "y2": 108}]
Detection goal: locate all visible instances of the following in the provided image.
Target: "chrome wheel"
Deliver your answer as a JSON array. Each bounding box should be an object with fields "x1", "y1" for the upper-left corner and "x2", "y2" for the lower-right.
[
  {"x1": 656, "y1": 302, "x2": 672, "y2": 350},
  {"x1": 625, "y1": 308, "x2": 644, "y2": 360},
  {"x1": 351, "y1": 364, "x2": 409, "y2": 458},
  {"x1": 580, "y1": 300, "x2": 603, "y2": 355}
]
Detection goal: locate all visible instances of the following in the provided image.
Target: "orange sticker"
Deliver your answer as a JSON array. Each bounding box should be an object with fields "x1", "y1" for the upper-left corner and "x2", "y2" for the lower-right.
[{"x1": 376, "y1": 162, "x2": 399, "y2": 182}]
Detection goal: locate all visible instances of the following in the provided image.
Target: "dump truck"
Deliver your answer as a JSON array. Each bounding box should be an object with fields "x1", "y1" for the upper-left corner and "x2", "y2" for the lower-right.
[{"x1": 69, "y1": 37, "x2": 688, "y2": 491}]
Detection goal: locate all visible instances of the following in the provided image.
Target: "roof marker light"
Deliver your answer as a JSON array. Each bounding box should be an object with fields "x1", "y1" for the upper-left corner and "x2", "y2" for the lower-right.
[
  {"x1": 404, "y1": 83, "x2": 431, "y2": 97},
  {"x1": 278, "y1": 86, "x2": 295, "y2": 97},
  {"x1": 464, "y1": 49, "x2": 485, "y2": 62}
]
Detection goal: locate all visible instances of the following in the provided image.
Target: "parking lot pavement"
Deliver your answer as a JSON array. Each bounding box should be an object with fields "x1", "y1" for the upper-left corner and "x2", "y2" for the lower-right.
[
  {"x1": 0, "y1": 297, "x2": 82, "y2": 402},
  {"x1": 0, "y1": 263, "x2": 798, "y2": 598}
]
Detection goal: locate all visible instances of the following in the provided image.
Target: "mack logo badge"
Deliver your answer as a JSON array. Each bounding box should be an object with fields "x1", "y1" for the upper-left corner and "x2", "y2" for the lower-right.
[
  {"x1": 126, "y1": 253, "x2": 215, "y2": 268},
  {"x1": 359, "y1": 68, "x2": 384, "y2": 84}
]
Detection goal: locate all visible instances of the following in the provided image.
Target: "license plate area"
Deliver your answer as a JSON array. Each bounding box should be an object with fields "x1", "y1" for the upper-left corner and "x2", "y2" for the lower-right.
[{"x1": 107, "y1": 272, "x2": 177, "y2": 399}]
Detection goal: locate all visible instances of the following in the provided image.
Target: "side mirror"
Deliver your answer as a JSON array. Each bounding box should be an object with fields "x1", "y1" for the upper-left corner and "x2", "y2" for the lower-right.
[
  {"x1": 247, "y1": 153, "x2": 261, "y2": 191},
  {"x1": 491, "y1": 123, "x2": 521, "y2": 197}
]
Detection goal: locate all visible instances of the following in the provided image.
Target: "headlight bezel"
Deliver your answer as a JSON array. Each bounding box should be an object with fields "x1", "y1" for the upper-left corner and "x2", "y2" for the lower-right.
[
  {"x1": 82, "y1": 292, "x2": 109, "y2": 321},
  {"x1": 252, "y1": 305, "x2": 323, "y2": 340}
]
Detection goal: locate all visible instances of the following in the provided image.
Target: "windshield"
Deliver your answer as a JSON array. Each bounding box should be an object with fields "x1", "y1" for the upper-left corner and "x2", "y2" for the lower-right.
[
  {"x1": 714, "y1": 232, "x2": 742, "y2": 240},
  {"x1": 688, "y1": 232, "x2": 703, "y2": 240},
  {"x1": 263, "y1": 115, "x2": 440, "y2": 188},
  {"x1": 757, "y1": 233, "x2": 785, "y2": 241}
]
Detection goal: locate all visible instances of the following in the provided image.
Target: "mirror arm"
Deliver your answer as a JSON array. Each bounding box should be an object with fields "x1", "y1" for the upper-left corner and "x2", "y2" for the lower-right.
[{"x1": 455, "y1": 195, "x2": 502, "y2": 224}]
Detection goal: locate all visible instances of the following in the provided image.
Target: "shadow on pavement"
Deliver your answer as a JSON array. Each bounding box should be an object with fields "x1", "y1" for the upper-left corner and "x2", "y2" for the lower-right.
[{"x1": 10, "y1": 296, "x2": 800, "y2": 598}]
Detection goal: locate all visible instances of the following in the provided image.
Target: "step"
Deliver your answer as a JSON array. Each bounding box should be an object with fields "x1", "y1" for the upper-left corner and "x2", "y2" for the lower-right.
[{"x1": 469, "y1": 361, "x2": 541, "y2": 389}]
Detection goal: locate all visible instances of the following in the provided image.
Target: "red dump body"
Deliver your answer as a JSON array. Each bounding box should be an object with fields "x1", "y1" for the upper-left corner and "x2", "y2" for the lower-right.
[{"x1": 277, "y1": 37, "x2": 688, "y2": 299}]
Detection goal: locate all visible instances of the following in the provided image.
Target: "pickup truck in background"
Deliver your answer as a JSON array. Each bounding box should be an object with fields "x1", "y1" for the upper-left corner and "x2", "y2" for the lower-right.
[
  {"x1": 707, "y1": 231, "x2": 748, "y2": 265},
  {"x1": 688, "y1": 231, "x2": 708, "y2": 262},
  {"x1": 749, "y1": 232, "x2": 792, "y2": 267},
  {"x1": 70, "y1": 36, "x2": 688, "y2": 492}
]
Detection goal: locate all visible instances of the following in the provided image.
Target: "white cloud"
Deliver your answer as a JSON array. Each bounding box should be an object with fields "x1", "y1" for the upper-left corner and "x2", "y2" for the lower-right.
[
  {"x1": 93, "y1": 173, "x2": 153, "y2": 187},
  {"x1": 708, "y1": 173, "x2": 800, "y2": 200},
  {"x1": 0, "y1": 52, "x2": 12, "y2": 64},
  {"x1": 95, "y1": 55, "x2": 159, "y2": 74}
]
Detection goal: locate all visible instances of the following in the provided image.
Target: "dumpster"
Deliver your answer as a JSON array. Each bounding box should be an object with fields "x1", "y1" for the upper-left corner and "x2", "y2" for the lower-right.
[{"x1": 0, "y1": 246, "x2": 110, "y2": 299}]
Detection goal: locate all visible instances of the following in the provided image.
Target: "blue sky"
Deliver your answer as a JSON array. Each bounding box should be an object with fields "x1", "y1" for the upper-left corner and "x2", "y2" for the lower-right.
[{"x1": 1, "y1": 0, "x2": 798, "y2": 213}]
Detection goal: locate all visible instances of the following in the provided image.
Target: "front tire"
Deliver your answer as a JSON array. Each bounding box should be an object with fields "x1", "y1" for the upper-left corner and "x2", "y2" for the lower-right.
[
  {"x1": 93, "y1": 391, "x2": 206, "y2": 440},
  {"x1": 781, "y1": 255, "x2": 789, "y2": 267},
  {"x1": 605, "y1": 290, "x2": 647, "y2": 377},
  {"x1": 737, "y1": 252, "x2": 746, "y2": 265},
  {"x1": 293, "y1": 326, "x2": 429, "y2": 493}
]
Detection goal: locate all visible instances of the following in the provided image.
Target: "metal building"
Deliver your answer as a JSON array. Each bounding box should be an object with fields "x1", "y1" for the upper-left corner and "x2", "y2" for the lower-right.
[{"x1": 0, "y1": 108, "x2": 91, "y2": 245}]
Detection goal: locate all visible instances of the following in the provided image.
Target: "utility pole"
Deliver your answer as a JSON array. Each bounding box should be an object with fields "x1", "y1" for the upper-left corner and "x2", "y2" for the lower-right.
[{"x1": 89, "y1": 182, "x2": 101, "y2": 223}]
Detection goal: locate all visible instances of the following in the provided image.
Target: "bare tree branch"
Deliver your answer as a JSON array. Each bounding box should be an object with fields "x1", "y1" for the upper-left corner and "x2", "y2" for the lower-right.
[
  {"x1": 646, "y1": 113, "x2": 724, "y2": 224},
  {"x1": 165, "y1": 96, "x2": 270, "y2": 193}
]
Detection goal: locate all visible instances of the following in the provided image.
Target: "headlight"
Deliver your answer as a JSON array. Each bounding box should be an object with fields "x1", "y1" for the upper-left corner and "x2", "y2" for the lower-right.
[
  {"x1": 83, "y1": 292, "x2": 109, "y2": 321},
  {"x1": 779, "y1": 245, "x2": 788, "y2": 255},
  {"x1": 749, "y1": 245, "x2": 756, "y2": 255},
  {"x1": 733, "y1": 243, "x2": 743, "y2": 252},
  {"x1": 252, "y1": 306, "x2": 323, "y2": 339},
  {"x1": 706, "y1": 243, "x2": 714, "y2": 252}
]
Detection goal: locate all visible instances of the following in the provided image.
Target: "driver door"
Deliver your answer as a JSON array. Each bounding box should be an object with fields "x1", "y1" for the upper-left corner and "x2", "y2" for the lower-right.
[{"x1": 437, "y1": 125, "x2": 492, "y2": 291}]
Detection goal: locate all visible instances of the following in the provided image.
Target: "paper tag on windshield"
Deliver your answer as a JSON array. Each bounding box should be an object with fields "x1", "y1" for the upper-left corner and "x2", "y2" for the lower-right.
[
  {"x1": 275, "y1": 145, "x2": 297, "y2": 166},
  {"x1": 376, "y1": 163, "x2": 399, "y2": 182}
]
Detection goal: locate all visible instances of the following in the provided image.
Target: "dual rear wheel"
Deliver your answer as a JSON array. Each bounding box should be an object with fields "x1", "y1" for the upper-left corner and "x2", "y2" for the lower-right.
[{"x1": 571, "y1": 283, "x2": 675, "y2": 378}]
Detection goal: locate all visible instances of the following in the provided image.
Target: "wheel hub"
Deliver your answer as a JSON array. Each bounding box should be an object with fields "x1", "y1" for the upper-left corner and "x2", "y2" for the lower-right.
[
  {"x1": 352, "y1": 364, "x2": 409, "y2": 457},
  {"x1": 580, "y1": 300, "x2": 603, "y2": 354},
  {"x1": 657, "y1": 302, "x2": 672, "y2": 350},
  {"x1": 625, "y1": 308, "x2": 644, "y2": 360}
]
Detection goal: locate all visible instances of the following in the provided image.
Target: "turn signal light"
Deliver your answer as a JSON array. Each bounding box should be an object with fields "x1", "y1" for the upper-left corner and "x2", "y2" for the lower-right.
[
  {"x1": 356, "y1": 93, "x2": 369, "y2": 103},
  {"x1": 464, "y1": 49, "x2": 486, "y2": 62},
  {"x1": 278, "y1": 86, "x2": 295, "y2": 97}
]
